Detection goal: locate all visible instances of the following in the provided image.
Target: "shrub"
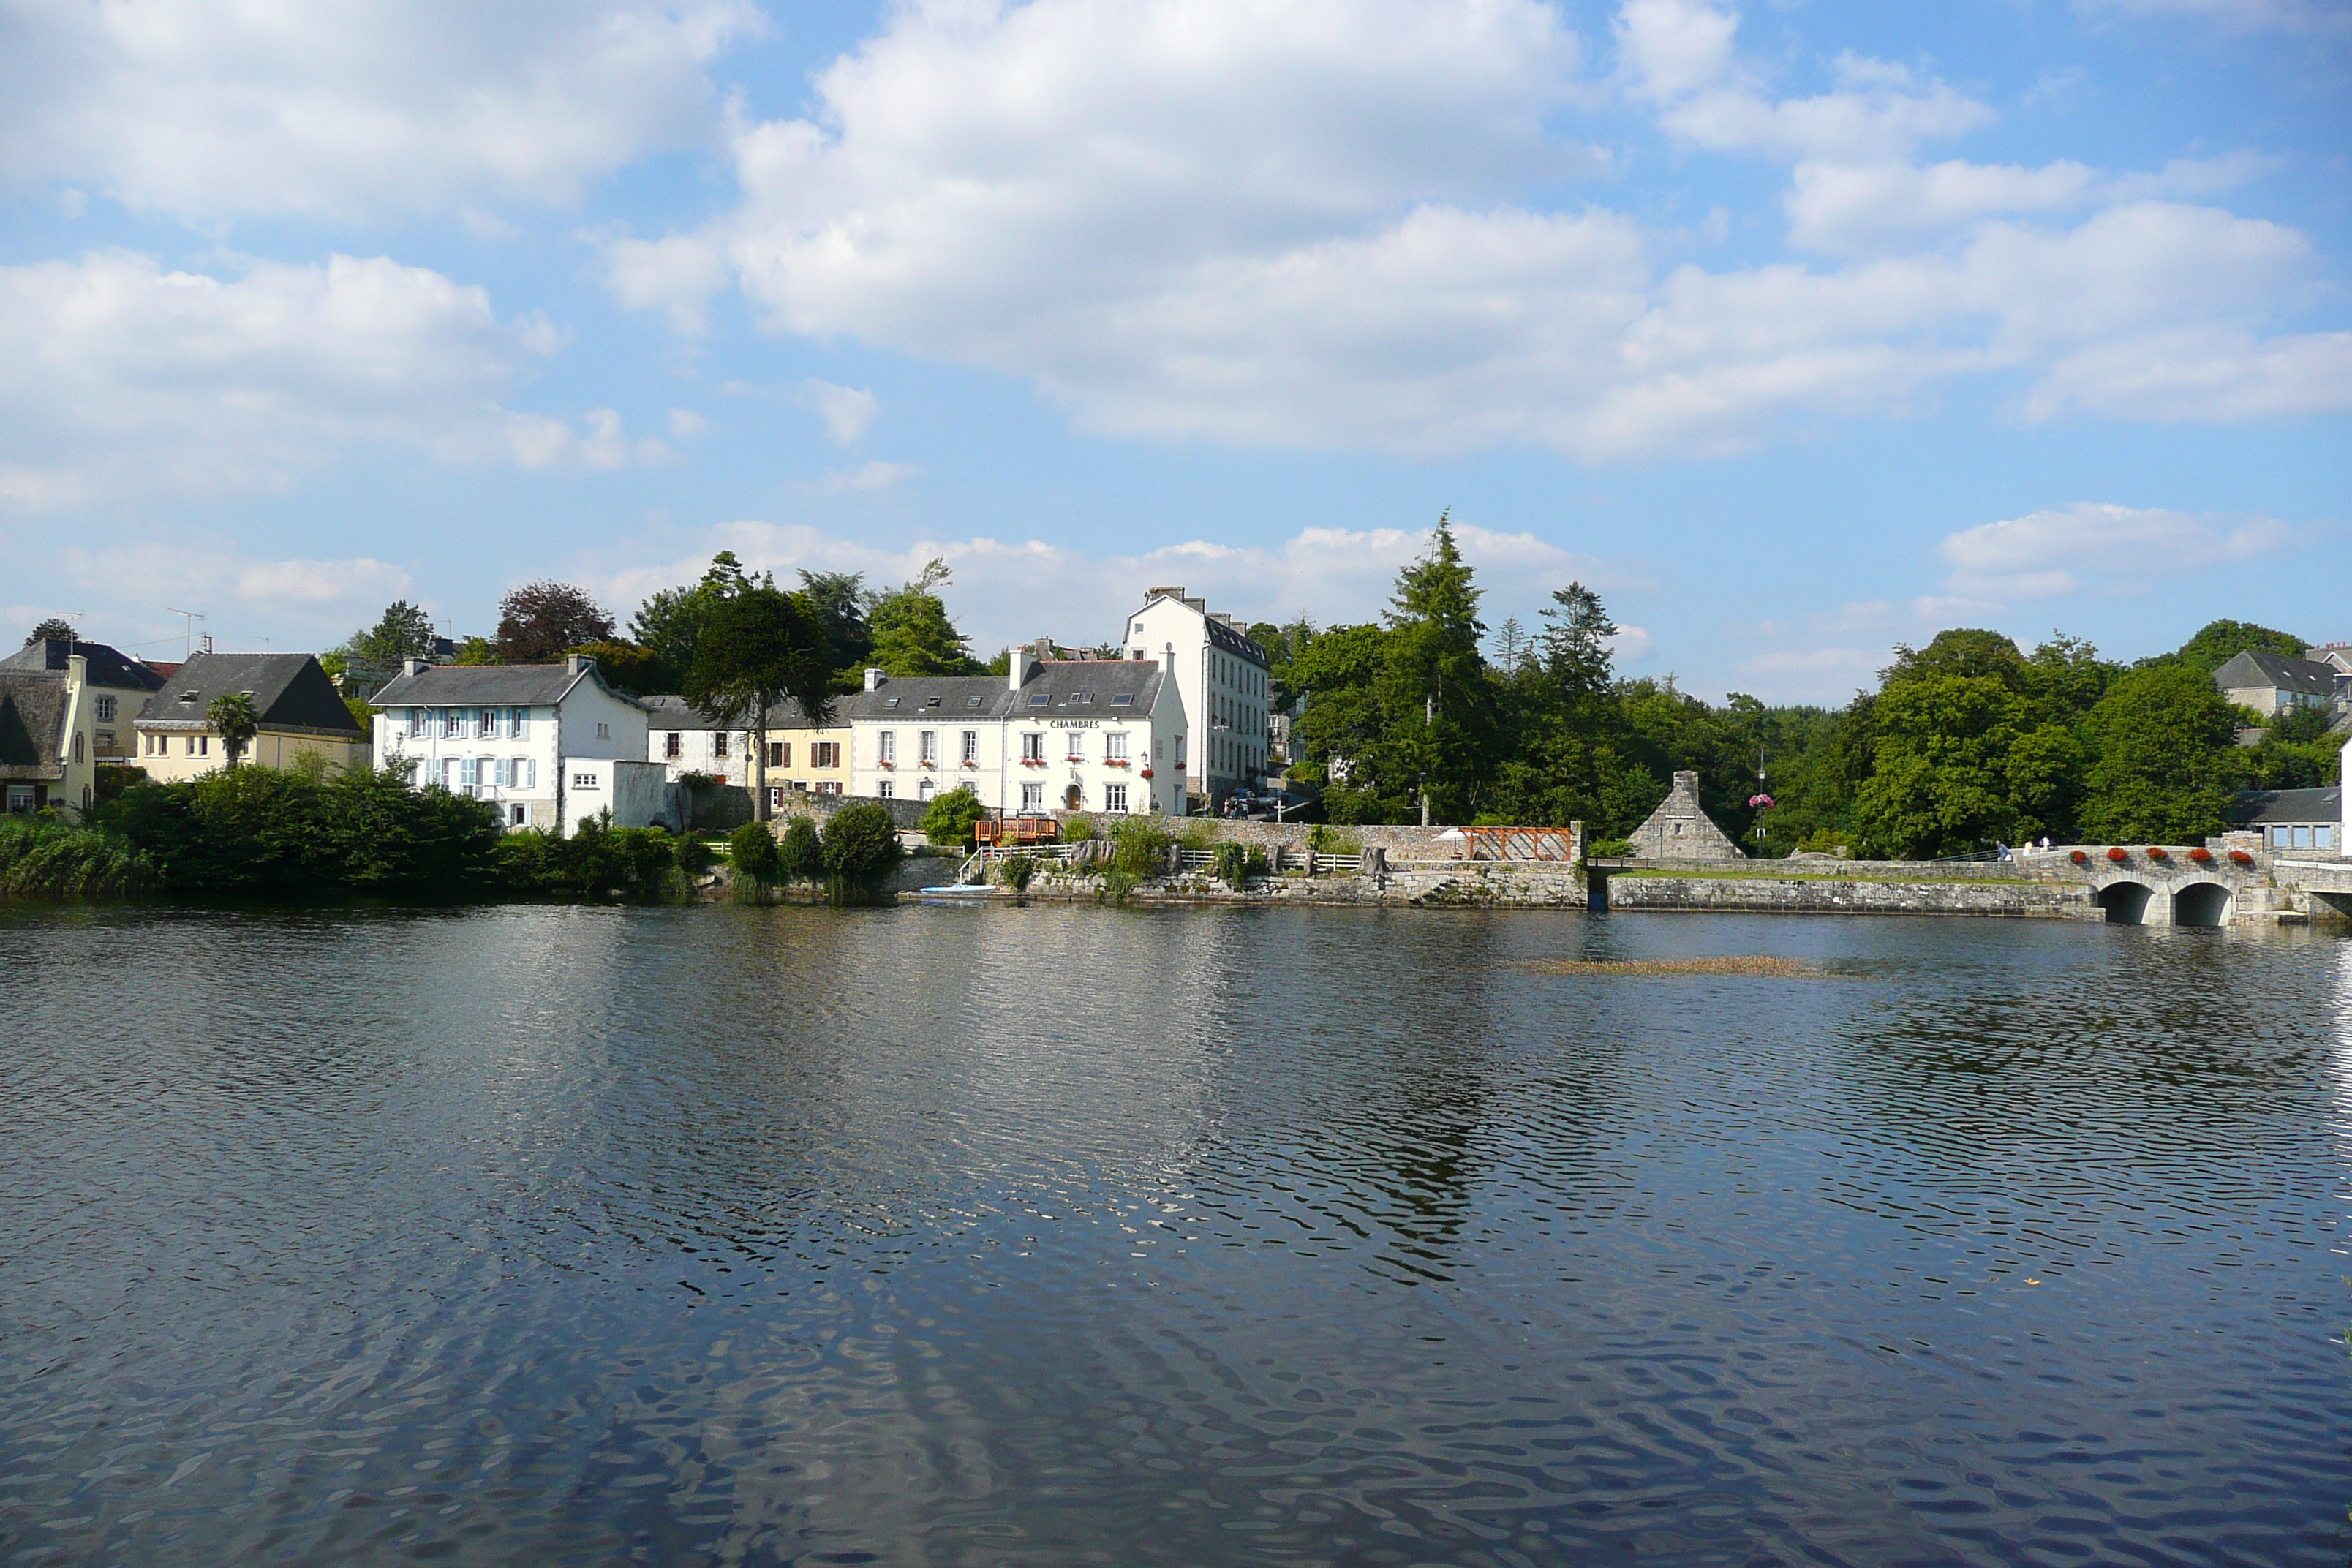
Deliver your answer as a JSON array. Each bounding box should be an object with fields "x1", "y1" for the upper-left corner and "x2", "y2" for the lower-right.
[
  {"x1": 998, "y1": 853, "x2": 1035, "y2": 892},
  {"x1": 776, "y1": 815, "x2": 824, "y2": 882},
  {"x1": 1305, "y1": 823, "x2": 1360, "y2": 856},
  {"x1": 1587, "y1": 837, "x2": 1636, "y2": 859},
  {"x1": 0, "y1": 816, "x2": 154, "y2": 900},
  {"x1": 496, "y1": 823, "x2": 682, "y2": 900},
  {"x1": 674, "y1": 831, "x2": 715, "y2": 876},
  {"x1": 919, "y1": 785, "x2": 987, "y2": 848},
  {"x1": 730, "y1": 821, "x2": 781, "y2": 883},
  {"x1": 1061, "y1": 812, "x2": 1097, "y2": 842},
  {"x1": 821, "y1": 802, "x2": 904, "y2": 894},
  {"x1": 1108, "y1": 818, "x2": 1175, "y2": 877},
  {"x1": 1213, "y1": 843, "x2": 1267, "y2": 886}
]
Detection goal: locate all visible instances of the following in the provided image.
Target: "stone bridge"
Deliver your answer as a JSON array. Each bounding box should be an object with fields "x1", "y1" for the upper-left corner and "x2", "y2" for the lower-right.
[{"x1": 1589, "y1": 843, "x2": 2343, "y2": 926}]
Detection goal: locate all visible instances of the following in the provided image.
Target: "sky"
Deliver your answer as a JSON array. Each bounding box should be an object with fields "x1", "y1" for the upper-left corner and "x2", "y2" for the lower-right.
[{"x1": 1, "y1": 0, "x2": 2345, "y2": 704}]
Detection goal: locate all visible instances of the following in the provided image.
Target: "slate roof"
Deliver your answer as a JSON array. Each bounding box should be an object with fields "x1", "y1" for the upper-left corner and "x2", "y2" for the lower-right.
[
  {"x1": 1, "y1": 638, "x2": 165, "y2": 693},
  {"x1": 2212, "y1": 649, "x2": 2337, "y2": 701},
  {"x1": 841, "y1": 660, "x2": 1167, "y2": 723},
  {"x1": 2225, "y1": 786, "x2": 2342, "y2": 827},
  {"x1": 641, "y1": 693, "x2": 838, "y2": 731},
  {"x1": 0, "y1": 671, "x2": 69, "y2": 780},
  {"x1": 368, "y1": 660, "x2": 635, "y2": 711},
  {"x1": 135, "y1": 652, "x2": 365, "y2": 738}
]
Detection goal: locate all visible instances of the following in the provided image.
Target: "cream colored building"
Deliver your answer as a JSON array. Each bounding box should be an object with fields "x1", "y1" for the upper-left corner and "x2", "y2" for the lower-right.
[
  {"x1": 642, "y1": 694, "x2": 856, "y2": 805},
  {"x1": 133, "y1": 652, "x2": 370, "y2": 782}
]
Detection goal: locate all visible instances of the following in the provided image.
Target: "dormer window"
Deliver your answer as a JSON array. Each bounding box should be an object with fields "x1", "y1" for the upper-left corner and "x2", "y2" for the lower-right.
[
  {"x1": 1028, "y1": 693, "x2": 1049, "y2": 706},
  {"x1": 885, "y1": 697, "x2": 900, "y2": 708},
  {"x1": 924, "y1": 697, "x2": 941, "y2": 708},
  {"x1": 968, "y1": 697, "x2": 984, "y2": 708}
]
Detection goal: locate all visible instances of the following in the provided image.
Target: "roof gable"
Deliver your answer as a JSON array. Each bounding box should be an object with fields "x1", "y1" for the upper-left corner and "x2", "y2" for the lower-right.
[
  {"x1": 0, "y1": 672, "x2": 67, "y2": 777},
  {"x1": 2213, "y1": 649, "x2": 2335, "y2": 697},
  {"x1": 136, "y1": 652, "x2": 364, "y2": 736}
]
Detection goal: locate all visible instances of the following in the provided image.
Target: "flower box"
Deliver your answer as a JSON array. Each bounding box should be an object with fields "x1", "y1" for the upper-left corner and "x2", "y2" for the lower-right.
[
  {"x1": 2189, "y1": 846, "x2": 2212, "y2": 864},
  {"x1": 960, "y1": 761, "x2": 979, "y2": 769},
  {"x1": 1139, "y1": 768, "x2": 1153, "y2": 780},
  {"x1": 2070, "y1": 850, "x2": 2088, "y2": 865},
  {"x1": 878, "y1": 761, "x2": 894, "y2": 770},
  {"x1": 2146, "y1": 846, "x2": 2170, "y2": 862},
  {"x1": 2228, "y1": 849, "x2": 2254, "y2": 866},
  {"x1": 2106, "y1": 846, "x2": 2127, "y2": 862}
]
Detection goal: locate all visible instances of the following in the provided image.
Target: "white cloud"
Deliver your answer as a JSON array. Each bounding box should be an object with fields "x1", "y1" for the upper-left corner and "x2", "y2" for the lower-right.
[
  {"x1": 667, "y1": 408, "x2": 708, "y2": 440},
  {"x1": 0, "y1": 0, "x2": 760, "y2": 220},
  {"x1": 803, "y1": 382, "x2": 879, "y2": 446},
  {"x1": 1937, "y1": 501, "x2": 2297, "y2": 598},
  {"x1": 0, "y1": 249, "x2": 666, "y2": 508},
  {"x1": 600, "y1": 0, "x2": 2346, "y2": 461},
  {"x1": 1785, "y1": 151, "x2": 2278, "y2": 257}
]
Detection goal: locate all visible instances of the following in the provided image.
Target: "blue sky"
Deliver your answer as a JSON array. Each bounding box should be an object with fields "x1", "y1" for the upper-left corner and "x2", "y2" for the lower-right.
[{"x1": 1, "y1": 0, "x2": 2345, "y2": 701}]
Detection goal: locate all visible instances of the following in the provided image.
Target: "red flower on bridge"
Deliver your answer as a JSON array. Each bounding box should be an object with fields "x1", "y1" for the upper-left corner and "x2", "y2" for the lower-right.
[{"x1": 2106, "y1": 847, "x2": 2128, "y2": 862}]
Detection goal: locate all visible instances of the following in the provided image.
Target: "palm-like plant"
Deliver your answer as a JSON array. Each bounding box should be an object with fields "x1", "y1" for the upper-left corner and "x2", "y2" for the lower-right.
[{"x1": 207, "y1": 692, "x2": 260, "y2": 768}]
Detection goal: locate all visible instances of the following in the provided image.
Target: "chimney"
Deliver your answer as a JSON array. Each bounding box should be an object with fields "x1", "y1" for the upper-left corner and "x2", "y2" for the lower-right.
[
  {"x1": 864, "y1": 667, "x2": 884, "y2": 692},
  {"x1": 404, "y1": 657, "x2": 428, "y2": 677},
  {"x1": 1032, "y1": 635, "x2": 1056, "y2": 662},
  {"x1": 1145, "y1": 585, "x2": 1186, "y2": 604},
  {"x1": 201, "y1": 633, "x2": 214, "y2": 655},
  {"x1": 1009, "y1": 645, "x2": 1033, "y2": 691},
  {"x1": 567, "y1": 653, "x2": 593, "y2": 676},
  {"x1": 1183, "y1": 597, "x2": 1205, "y2": 614}
]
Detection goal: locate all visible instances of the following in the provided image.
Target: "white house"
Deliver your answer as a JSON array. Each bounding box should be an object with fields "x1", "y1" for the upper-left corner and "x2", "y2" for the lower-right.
[
  {"x1": 369, "y1": 655, "x2": 660, "y2": 834},
  {"x1": 843, "y1": 646, "x2": 1187, "y2": 817},
  {"x1": 1118, "y1": 587, "x2": 1270, "y2": 809}
]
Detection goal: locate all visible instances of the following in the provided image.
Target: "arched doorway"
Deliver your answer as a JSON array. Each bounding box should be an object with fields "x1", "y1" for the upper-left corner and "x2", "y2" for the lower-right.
[
  {"x1": 2097, "y1": 881, "x2": 2153, "y2": 924},
  {"x1": 2171, "y1": 881, "x2": 2231, "y2": 927},
  {"x1": 1064, "y1": 783, "x2": 1083, "y2": 810}
]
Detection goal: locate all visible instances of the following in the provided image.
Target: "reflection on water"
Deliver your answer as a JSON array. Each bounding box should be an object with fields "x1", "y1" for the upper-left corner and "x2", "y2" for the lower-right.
[{"x1": 3, "y1": 904, "x2": 2350, "y2": 1565}]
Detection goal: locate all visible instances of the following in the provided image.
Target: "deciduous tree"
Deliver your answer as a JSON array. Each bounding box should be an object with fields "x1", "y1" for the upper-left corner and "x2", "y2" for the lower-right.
[{"x1": 494, "y1": 581, "x2": 614, "y2": 663}]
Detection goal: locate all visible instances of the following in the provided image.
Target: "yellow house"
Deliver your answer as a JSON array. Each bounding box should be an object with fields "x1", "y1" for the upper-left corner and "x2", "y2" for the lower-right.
[
  {"x1": 132, "y1": 652, "x2": 370, "y2": 782},
  {"x1": 0, "y1": 652, "x2": 100, "y2": 817},
  {"x1": 641, "y1": 694, "x2": 857, "y2": 805}
]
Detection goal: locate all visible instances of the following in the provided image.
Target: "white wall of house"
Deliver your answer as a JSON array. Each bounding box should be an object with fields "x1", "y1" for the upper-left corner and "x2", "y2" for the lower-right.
[
  {"x1": 1120, "y1": 590, "x2": 1269, "y2": 805},
  {"x1": 373, "y1": 674, "x2": 649, "y2": 835},
  {"x1": 848, "y1": 666, "x2": 1186, "y2": 818}
]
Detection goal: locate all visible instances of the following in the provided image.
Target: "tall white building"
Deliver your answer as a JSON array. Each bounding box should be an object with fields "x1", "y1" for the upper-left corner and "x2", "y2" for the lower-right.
[
  {"x1": 1119, "y1": 587, "x2": 1270, "y2": 809},
  {"x1": 843, "y1": 646, "x2": 1187, "y2": 817}
]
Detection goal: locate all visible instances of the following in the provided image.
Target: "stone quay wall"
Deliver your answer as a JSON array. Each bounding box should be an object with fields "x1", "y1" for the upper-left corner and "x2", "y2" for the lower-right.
[{"x1": 1605, "y1": 873, "x2": 2098, "y2": 919}]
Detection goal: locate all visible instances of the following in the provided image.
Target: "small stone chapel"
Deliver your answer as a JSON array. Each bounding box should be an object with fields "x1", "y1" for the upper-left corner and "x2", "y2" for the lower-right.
[{"x1": 1630, "y1": 770, "x2": 1745, "y2": 860}]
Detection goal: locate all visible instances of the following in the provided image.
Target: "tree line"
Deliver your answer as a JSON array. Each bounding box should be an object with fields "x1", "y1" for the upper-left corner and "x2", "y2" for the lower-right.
[{"x1": 1249, "y1": 523, "x2": 2337, "y2": 856}]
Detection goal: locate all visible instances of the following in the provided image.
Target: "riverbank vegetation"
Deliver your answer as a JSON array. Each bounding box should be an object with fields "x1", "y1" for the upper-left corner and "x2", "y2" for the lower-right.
[
  {"x1": 1267, "y1": 521, "x2": 2342, "y2": 858},
  {"x1": 0, "y1": 815, "x2": 154, "y2": 900}
]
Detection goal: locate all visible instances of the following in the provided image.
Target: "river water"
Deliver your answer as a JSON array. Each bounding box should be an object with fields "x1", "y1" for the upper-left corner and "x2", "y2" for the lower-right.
[{"x1": 2, "y1": 902, "x2": 2348, "y2": 1566}]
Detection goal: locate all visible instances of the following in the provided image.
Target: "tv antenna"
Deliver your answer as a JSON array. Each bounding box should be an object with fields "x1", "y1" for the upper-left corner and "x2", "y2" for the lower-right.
[{"x1": 166, "y1": 607, "x2": 207, "y2": 660}]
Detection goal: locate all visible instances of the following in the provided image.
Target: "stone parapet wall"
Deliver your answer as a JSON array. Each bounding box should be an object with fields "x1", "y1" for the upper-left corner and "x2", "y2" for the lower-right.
[
  {"x1": 1044, "y1": 813, "x2": 1580, "y2": 863},
  {"x1": 771, "y1": 793, "x2": 930, "y2": 829}
]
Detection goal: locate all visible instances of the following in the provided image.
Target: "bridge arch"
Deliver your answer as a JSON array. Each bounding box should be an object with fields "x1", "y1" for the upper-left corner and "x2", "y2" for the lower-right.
[
  {"x1": 2170, "y1": 879, "x2": 2233, "y2": 927},
  {"x1": 2095, "y1": 879, "x2": 2155, "y2": 925}
]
